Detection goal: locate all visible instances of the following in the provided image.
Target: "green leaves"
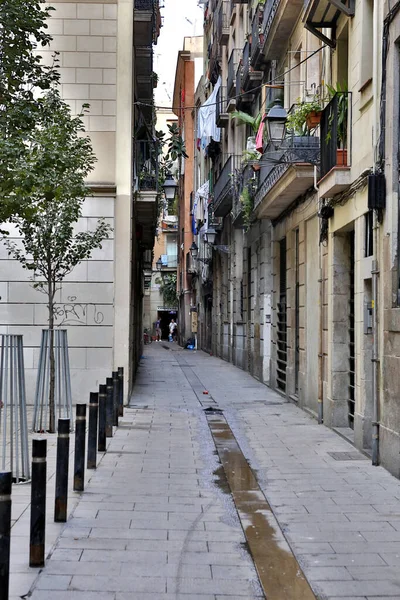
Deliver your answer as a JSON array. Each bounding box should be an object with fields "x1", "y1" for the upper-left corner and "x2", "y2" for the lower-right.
[
  {"x1": 159, "y1": 273, "x2": 178, "y2": 308},
  {"x1": 231, "y1": 111, "x2": 261, "y2": 135}
]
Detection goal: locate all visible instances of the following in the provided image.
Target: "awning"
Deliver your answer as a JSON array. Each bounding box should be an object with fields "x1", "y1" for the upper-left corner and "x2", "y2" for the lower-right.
[{"x1": 303, "y1": 0, "x2": 355, "y2": 47}]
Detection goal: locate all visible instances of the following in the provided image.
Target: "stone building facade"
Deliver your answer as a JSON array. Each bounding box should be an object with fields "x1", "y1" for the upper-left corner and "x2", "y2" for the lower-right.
[
  {"x1": 0, "y1": 0, "x2": 161, "y2": 402},
  {"x1": 189, "y1": 0, "x2": 400, "y2": 476}
]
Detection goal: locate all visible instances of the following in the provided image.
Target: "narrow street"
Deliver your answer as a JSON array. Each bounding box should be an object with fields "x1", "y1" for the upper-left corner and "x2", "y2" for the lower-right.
[{"x1": 26, "y1": 344, "x2": 400, "y2": 599}]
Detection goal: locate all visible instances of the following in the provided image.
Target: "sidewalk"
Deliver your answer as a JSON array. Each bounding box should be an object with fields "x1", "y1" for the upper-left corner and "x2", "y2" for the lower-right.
[{"x1": 11, "y1": 343, "x2": 400, "y2": 599}]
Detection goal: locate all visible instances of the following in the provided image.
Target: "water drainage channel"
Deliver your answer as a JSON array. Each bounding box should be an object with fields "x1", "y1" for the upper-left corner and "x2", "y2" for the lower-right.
[{"x1": 176, "y1": 354, "x2": 317, "y2": 600}]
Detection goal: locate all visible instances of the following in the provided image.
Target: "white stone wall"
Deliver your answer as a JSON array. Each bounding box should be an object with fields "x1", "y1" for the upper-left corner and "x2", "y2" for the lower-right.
[{"x1": 0, "y1": 196, "x2": 115, "y2": 404}]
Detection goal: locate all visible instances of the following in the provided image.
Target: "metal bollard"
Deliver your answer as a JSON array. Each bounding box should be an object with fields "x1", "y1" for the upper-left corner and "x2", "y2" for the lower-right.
[
  {"x1": 106, "y1": 378, "x2": 113, "y2": 438},
  {"x1": 98, "y1": 384, "x2": 107, "y2": 452},
  {"x1": 118, "y1": 366, "x2": 124, "y2": 417},
  {"x1": 54, "y1": 418, "x2": 70, "y2": 523},
  {"x1": 30, "y1": 439, "x2": 47, "y2": 568},
  {"x1": 0, "y1": 472, "x2": 12, "y2": 600},
  {"x1": 112, "y1": 371, "x2": 119, "y2": 427},
  {"x1": 73, "y1": 404, "x2": 86, "y2": 492},
  {"x1": 87, "y1": 392, "x2": 98, "y2": 469}
]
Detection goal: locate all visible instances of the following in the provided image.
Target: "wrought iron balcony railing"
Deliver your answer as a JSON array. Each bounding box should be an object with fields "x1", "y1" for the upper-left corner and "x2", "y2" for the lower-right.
[
  {"x1": 242, "y1": 41, "x2": 251, "y2": 88},
  {"x1": 227, "y1": 49, "x2": 241, "y2": 100},
  {"x1": 320, "y1": 92, "x2": 351, "y2": 179},
  {"x1": 216, "y1": 86, "x2": 228, "y2": 126},
  {"x1": 135, "y1": 0, "x2": 154, "y2": 10},
  {"x1": 250, "y1": 5, "x2": 264, "y2": 67},
  {"x1": 254, "y1": 135, "x2": 320, "y2": 212},
  {"x1": 214, "y1": 155, "x2": 242, "y2": 217},
  {"x1": 217, "y1": 1, "x2": 230, "y2": 45},
  {"x1": 134, "y1": 140, "x2": 159, "y2": 192}
]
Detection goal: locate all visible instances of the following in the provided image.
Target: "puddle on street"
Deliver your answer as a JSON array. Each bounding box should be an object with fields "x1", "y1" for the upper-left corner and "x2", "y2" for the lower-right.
[{"x1": 208, "y1": 415, "x2": 317, "y2": 600}]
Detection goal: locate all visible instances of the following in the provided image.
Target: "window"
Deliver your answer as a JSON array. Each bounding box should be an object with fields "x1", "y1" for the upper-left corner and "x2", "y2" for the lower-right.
[
  {"x1": 360, "y1": 0, "x2": 374, "y2": 91},
  {"x1": 365, "y1": 210, "x2": 373, "y2": 257}
]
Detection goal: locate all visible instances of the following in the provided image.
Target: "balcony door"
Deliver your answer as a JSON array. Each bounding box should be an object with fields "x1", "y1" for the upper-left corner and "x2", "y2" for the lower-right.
[{"x1": 277, "y1": 238, "x2": 287, "y2": 392}]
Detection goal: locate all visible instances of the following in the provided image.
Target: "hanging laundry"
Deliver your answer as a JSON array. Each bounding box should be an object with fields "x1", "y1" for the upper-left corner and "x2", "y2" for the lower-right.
[
  {"x1": 197, "y1": 77, "x2": 221, "y2": 150},
  {"x1": 256, "y1": 113, "x2": 267, "y2": 154}
]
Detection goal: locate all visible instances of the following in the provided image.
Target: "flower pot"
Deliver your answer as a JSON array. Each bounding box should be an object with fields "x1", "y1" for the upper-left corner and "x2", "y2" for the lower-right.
[
  {"x1": 251, "y1": 163, "x2": 261, "y2": 172},
  {"x1": 336, "y1": 148, "x2": 348, "y2": 167},
  {"x1": 306, "y1": 110, "x2": 321, "y2": 129}
]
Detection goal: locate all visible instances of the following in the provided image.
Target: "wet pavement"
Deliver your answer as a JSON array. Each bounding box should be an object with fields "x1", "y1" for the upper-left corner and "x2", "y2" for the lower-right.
[{"x1": 13, "y1": 342, "x2": 400, "y2": 599}]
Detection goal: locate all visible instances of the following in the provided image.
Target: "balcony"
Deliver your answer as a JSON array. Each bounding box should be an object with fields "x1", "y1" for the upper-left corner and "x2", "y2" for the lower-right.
[
  {"x1": 254, "y1": 135, "x2": 320, "y2": 220},
  {"x1": 304, "y1": 0, "x2": 355, "y2": 47},
  {"x1": 214, "y1": 155, "x2": 242, "y2": 217},
  {"x1": 160, "y1": 255, "x2": 178, "y2": 270},
  {"x1": 134, "y1": 0, "x2": 156, "y2": 47},
  {"x1": 242, "y1": 40, "x2": 262, "y2": 93},
  {"x1": 216, "y1": 86, "x2": 229, "y2": 127},
  {"x1": 250, "y1": 6, "x2": 265, "y2": 69},
  {"x1": 227, "y1": 48, "x2": 241, "y2": 109},
  {"x1": 261, "y1": 0, "x2": 304, "y2": 61},
  {"x1": 318, "y1": 92, "x2": 352, "y2": 198},
  {"x1": 217, "y1": 1, "x2": 230, "y2": 45},
  {"x1": 135, "y1": 140, "x2": 159, "y2": 248},
  {"x1": 232, "y1": 165, "x2": 258, "y2": 228}
]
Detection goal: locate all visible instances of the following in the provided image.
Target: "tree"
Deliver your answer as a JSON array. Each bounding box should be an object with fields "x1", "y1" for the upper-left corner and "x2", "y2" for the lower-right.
[
  {"x1": 5, "y1": 90, "x2": 112, "y2": 432},
  {"x1": 156, "y1": 273, "x2": 178, "y2": 308},
  {"x1": 0, "y1": 0, "x2": 60, "y2": 223}
]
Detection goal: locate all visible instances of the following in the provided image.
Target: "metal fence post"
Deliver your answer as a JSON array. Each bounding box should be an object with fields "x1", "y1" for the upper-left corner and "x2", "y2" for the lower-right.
[
  {"x1": 54, "y1": 418, "x2": 70, "y2": 523},
  {"x1": 29, "y1": 439, "x2": 47, "y2": 567},
  {"x1": 118, "y1": 367, "x2": 124, "y2": 417},
  {"x1": 87, "y1": 392, "x2": 98, "y2": 469},
  {"x1": 112, "y1": 371, "x2": 119, "y2": 427},
  {"x1": 73, "y1": 405, "x2": 86, "y2": 492},
  {"x1": 0, "y1": 471, "x2": 12, "y2": 600},
  {"x1": 106, "y1": 378, "x2": 113, "y2": 438},
  {"x1": 98, "y1": 384, "x2": 107, "y2": 452}
]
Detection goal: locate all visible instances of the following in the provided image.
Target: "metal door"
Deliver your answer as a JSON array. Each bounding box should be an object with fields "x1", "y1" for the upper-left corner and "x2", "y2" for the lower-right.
[{"x1": 277, "y1": 238, "x2": 287, "y2": 392}]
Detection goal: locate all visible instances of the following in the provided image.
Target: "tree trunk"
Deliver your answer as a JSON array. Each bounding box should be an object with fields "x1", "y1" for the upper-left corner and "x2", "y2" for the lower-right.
[{"x1": 48, "y1": 276, "x2": 55, "y2": 433}]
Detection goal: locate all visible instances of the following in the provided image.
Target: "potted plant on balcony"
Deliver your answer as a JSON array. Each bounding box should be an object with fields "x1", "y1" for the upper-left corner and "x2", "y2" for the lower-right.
[
  {"x1": 325, "y1": 83, "x2": 348, "y2": 167},
  {"x1": 242, "y1": 149, "x2": 262, "y2": 171},
  {"x1": 231, "y1": 110, "x2": 262, "y2": 153},
  {"x1": 286, "y1": 97, "x2": 322, "y2": 135}
]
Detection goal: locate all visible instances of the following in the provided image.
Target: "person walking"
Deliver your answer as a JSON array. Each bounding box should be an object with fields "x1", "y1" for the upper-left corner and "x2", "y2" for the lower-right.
[
  {"x1": 169, "y1": 318, "x2": 176, "y2": 342},
  {"x1": 155, "y1": 318, "x2": 162, "y2": 342}
]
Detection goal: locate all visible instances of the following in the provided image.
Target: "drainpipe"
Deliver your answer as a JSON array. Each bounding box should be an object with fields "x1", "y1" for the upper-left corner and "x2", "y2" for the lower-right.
[
  {"x1": 371, "y1": 1, "x2": 380, "y2": 465},
  {"x1": 318, "y1": 243, "x2": 324, "y2": 424}
]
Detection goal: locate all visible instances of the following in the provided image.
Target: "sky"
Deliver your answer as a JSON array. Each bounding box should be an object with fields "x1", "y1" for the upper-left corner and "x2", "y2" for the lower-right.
[{"x1": 154, "y1": 0, "x2": 204, "y2": 108}]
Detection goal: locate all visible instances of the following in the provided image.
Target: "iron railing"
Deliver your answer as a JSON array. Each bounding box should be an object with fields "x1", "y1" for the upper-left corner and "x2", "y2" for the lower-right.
[
  {"x1": 216, "y1": 86, "x2": 227, "y2": 124},
  {"x1": 250, "y1": 6, "x2": 264, "y2": 67},
  {"x1": 134, "y1": 140, "x2": 159, "y2": 192},
  {"x1": 227, "y1": 49, "x2": 241, "y2": 99},
  {"x1": 135, "y1": 0, "x2": 154, "y2": 9},
  {"x1": 254, "y1": 135, "x2": 320, "y2": 211},
  {"x1": 214, "y1": 155, "x2": 242, "y2": 216},
  {"x1": 217, "y1": 1, "x2": 230, "y2": 44},
  {"x1": 242, "y1": 41, "x2": 251, "y2": 88},
  {"x1": 320, "y1": 92, "x2": 351, "y2": 179},
  {"x1": 262, "y1": 0, "x2": 280, "y2": 45}
]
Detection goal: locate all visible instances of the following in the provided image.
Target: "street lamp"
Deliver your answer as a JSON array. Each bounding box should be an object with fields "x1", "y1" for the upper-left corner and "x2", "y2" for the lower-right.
[
  {"x1": 156, "y1": 257, "x2": 162, "y2": 271},
  {"x1": 162, "y1": 173, "x2": 178, "y2": 201},
  {"x1": 265, "y1": 98, "x2": 287, "y2": 149},
  {"x1": 204, "y1": 227, "x2": 217, "y2": 245},
  {"x1": 190, "y1": 241, "x2": 212, "y2": 264}
]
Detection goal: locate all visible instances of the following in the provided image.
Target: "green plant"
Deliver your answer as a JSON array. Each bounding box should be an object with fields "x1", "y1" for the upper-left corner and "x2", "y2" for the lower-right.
[
  {"x1": 286, "y1": 98, "x2": 322, "y2": 135},
  {"x1": 231, "y1": 111, "x2": 262, "y2": 135},
  {"x1": 0, "y1": 0, "x2": 60, "y2": 226},
  {"x1": 242, "y1": 150, "x2": 261, "y2": 164},
  {"x1": 325, "y1": 83, "x2": 348, "y2": 148},
  {"x1": 240, "y1": 186, "x2": 254, "y2": 230},
  {"x1": 4, "y1": 90, "x2": 112, "y2": 432},
  {"x1": 156, "y1": 273, "x2": 178, "y2": 308}
]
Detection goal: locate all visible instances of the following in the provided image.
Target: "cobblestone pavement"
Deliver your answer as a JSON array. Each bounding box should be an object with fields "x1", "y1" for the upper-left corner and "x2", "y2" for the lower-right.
[{"x1": 13, "y1": 343, "x2": 400, "y2": 599}]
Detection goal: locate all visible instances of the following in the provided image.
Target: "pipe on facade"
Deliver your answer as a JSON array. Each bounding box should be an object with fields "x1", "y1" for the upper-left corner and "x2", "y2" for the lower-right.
[
  {"x1": 371, "y1": 1, "x2": 380, "y2": 466},
  {"x1": 318, "y1": 257, "x2": 324, "y2": 425}
]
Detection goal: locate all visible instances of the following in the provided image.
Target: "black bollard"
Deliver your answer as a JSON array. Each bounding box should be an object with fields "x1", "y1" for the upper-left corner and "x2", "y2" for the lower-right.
[
  {"x1": 54, "y1": 418, "x2": 70, "y2": 523},
  {"x1": 87, "y1": 392, "x2": 98, "y2": 469},
  {"x1": 98, "y1": 384, "x2": 107, "y2": 452},
  {"x1": 118, "y1": 366, "x2": 124, "y2": 417},
  {"x1": 106, "y1": 377, "x2": 114, "y2": 438},
  {"x1": 73, "y1": 404, "x2": 86, "y2": 492},
  {"x1": 0, "y1": 471, "x2": 12, "y2": 600},
  {"x1": 112, "y1": 371, "x2": 119, "y2": 427},
  {"x1": 30, "y1": 439, "x2": 47, "y2": 568}
]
